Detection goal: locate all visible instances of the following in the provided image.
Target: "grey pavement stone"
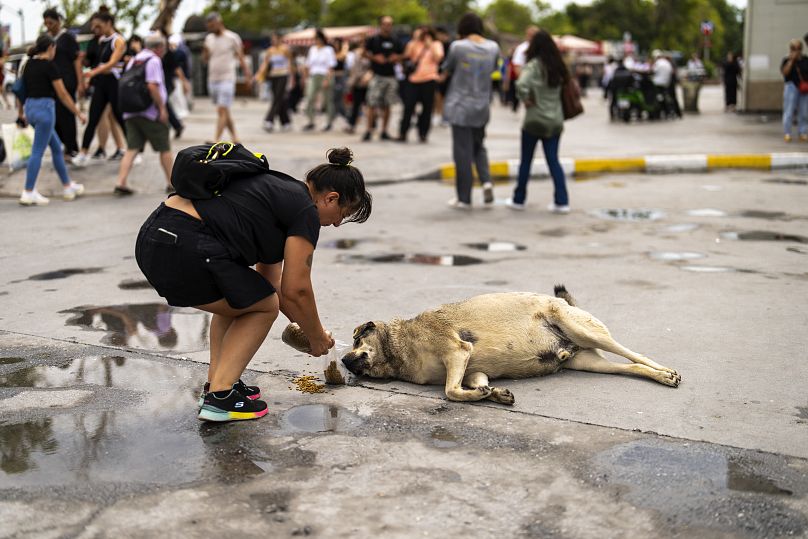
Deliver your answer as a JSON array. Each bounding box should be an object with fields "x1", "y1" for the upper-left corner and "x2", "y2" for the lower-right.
[{"x1": 0, "y1": 389, "x2": 93, "y2": 411}]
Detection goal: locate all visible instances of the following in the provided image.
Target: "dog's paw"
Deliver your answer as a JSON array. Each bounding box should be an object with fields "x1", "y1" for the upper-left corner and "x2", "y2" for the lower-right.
[
  {"x1": 659, "y1": 370, "x2": 681, "y2": 388},
  {"x1": 489, "y1": 388, "x2": 515, "y2": 405}
]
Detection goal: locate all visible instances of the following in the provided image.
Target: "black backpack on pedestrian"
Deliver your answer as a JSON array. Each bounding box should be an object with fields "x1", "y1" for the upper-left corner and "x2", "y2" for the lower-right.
[
  {"x1": 119, "y1": 57, "x2": 155, "y2": 113},
  {"x1": 170, "y1": 143, "x2": 271, "y2": 199}
]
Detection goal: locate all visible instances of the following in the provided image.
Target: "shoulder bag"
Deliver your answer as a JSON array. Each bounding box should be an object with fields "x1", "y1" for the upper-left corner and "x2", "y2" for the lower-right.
[
  {"x1": 561, "y1": 76, "x2": 583, "y2": 120},
  {"x1": 796, "y1": 66, "x2": 808, "y2": 94}
]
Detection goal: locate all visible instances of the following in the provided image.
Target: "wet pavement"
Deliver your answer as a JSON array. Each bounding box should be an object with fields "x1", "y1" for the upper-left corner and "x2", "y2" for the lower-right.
[{"x1": 2, "y1": 135, "x2": 808, "y2": 535}]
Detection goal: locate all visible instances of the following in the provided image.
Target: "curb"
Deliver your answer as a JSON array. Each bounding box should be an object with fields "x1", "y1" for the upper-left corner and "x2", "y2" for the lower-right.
[{"x1": 437, "y1": 152, "x2": 808, "y2": 181}]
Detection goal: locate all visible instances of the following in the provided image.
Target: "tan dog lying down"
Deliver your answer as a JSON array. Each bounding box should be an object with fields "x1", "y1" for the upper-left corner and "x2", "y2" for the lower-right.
[{"x1": 341, "y1": 286, "x2": 680, "y2": 404}]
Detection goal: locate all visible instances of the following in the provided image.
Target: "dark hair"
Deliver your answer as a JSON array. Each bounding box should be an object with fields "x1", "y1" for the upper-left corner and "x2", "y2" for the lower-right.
[
  {"x1": 456, "y1": 13, "x2": 484, "y2": 38},
  {"x1": 419, "y1": 26, "x2": 436, "y2": 41},
  {"x1": 42, "y1": 8, "x2": 62, "y2": 21},
  {"x1": 28, "y1": 34, "x2": 55, "y2": 57},
  {"x1": 306, "y1": 148, "x2": 372, "y2": 224},
  {"x1": 526, "y1": 29, "x2": 568, "y2": 88},
  {"x1": 129, "y1": 34, "x2": 143, "y2": 46},
  {"x1": 91, "y1": 10, "x2": 115, "y2": 24},
  {"x1": 315, "y1": 29, "x2": 327, "y2": 45}
]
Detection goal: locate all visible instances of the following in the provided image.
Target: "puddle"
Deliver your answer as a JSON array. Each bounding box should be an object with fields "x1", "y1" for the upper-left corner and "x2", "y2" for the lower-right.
[
  {"x1": 764, "y1": 178, "x2": 808, "y2": 185},
  {"x1": 430, "y1": 426, "x2": 460, "y2": 448},
  {"x1": 0, "y1": 357, "x2": 25, "y2": 365},
  {"x1": 738, "y1": 210, "x2": 790, "y2": 221},
  {"x1": 337, "y1": 254, "x2": 485, "y2": 266},
  {"x1": 648, "y1": 252, "x2": 706, "y2": 262},
  {"x1": 280, "y1": 404, "x2": 362, "y2": 433},
  {"x1": 680, "y1": 265, "x2": 743, "y2": 273},
  {"x1": 590, "y1": 209, "x2": 665, "y2": 221},
  {"x1": 61, "y1": 303, "x2": 210, "y2": 352},
  {"x1": 465, "y1": 242, "x2": 526, "y2": 252},
  {"x1": 787, "y1": 247, "x2": 807, "y2": 255},
  {"x1": 686, "y1": 208, "x2": 727, "y2": 217},
  {"x1": 593, "y1": 439, "x2": 807, "y2": 536},
  {"x1": 720, "y1": 231, "x2": 808, "y2": 244},
  {"x1": 662, "y1": 223, "x2": 699, "y2": 233},
  {"x1": 321, "y1": 239, "x2": 365, "y2": 249},
  {"x1": 483, "y1": 280, "x2": 510, "y2": 286},
  {"x1": 27, "y1": 268, "x2": 104, "y2": 281},
  {"x1": 118, "y1": 279, "x2": 154, "y2": 290},
  {"x1": 0, "y1": 356, "x2": 212, "y2": 486}
]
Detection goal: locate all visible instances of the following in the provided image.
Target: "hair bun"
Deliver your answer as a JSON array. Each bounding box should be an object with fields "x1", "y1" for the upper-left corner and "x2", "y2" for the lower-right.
[{"x1": 327, "y1": 147, "x2": 353, "y2": 166}]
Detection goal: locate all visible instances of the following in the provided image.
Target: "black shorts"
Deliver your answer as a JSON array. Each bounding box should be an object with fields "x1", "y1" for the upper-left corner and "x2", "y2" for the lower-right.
[{"x1": 135, "y1": 204, "x2": 275, "y2": 309}]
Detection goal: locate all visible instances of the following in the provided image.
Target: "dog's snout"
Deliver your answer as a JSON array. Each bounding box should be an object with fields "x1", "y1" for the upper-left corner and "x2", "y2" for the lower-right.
[{"x1": 341, "y1": 352, "x2": 367, "y2": 374}]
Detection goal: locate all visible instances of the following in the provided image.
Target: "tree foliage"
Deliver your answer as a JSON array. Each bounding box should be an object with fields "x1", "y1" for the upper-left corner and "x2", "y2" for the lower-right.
[
  {"x1": 45, "y1": 0, "x2": 95, "y2": 28},
  {"x1": 483, "y1": 0, "x2": 534, "y2": 35},
  {"x1": 208, "y1": 0, "x2": 323, "y2": 32},
  {"x1": 324, "y1": 0, "x2": 429, "y2": 27}
]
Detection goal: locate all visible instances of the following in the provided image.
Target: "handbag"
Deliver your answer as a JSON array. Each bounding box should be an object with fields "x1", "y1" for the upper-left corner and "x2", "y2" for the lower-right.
[
  {"x1": 403, "y1": 43, "x2": 430, "y2": 78},
  {"x1": 11, "y1": 62, "x2": 26, "y2": 102},
  {"x1": 561, "y1": 76, "x2": 583, "y2": 120},
  {"x1": 797, "y1": 66, "x2": 808, "y2": 94}
]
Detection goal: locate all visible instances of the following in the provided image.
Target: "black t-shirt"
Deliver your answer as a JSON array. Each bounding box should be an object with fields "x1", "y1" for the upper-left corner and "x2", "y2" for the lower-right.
[
  {"x1": 53, "y1": 31, "x2": 79, "y2": 87},
  {"x1": 22, "y1": 59, "x2": 61, "y2": 99},
  {"x1": 365, "y1": 34, "x2": 403, "y2": 77},
  {"x1": 162, "y1": 48, "x2": 179, "y2": 93},
  {"x1": 193, "y1": 171, "x2": 320, "y2": 266},
  {"x1": 85, "y1": 37, "x2": 101, "y2": 68},
  {"x1": 781, "y1": 55, "x2": 808, "y2": 85}
]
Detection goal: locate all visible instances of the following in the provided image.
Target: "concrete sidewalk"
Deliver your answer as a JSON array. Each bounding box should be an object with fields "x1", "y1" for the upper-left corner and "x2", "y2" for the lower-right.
[{"x1": 0, "y1": 85, "x2": 801, "y2": 198}]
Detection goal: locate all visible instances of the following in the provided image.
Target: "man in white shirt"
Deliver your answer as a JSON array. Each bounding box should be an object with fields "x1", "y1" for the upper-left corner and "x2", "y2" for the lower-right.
[
  {"x1": 651, "y1": 50, "x2": 673, "y2": 88},
  {"x1": 511, "y1": 25, "x2": 538, "y2": 78},
  {"x1": 202, "y1": 12, "x2": 251, "y2": 142}
]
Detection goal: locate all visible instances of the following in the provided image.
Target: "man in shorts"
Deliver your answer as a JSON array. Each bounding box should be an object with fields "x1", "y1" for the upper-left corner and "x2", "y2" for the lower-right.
[
  {"x1": 114, "y1": 34, "x2": 173, "y2": 195},
  {"x1": 363, "y1": 15, "x2": 403, "y2": 141},
  {"x1": 203, "y1": 12, "x2": 251, "y2": 142}
]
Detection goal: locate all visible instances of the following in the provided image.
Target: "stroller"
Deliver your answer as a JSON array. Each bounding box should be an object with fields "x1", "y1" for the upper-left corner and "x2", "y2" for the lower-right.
[{"x1": 609, "y1": 69, "x2": 674, "y2": 122}]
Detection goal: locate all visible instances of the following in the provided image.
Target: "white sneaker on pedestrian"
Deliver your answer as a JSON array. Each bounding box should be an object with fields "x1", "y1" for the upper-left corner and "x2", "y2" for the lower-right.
[
  {"x1": 63, "y1": 182, "x2": 85, "y2": 201},
  {"x1": 482, "y1": 182, "x2": 494, "y2": 206},
  {"x1": 281, "y1": 124, "x2": 293, "y2": 132},
  {"x1": 262, "y1": 121, "x2": 274, "y2": 132},
  {"x1": 447, "y1": 198, "x2": 472, "y2": 211},
  {"x1": 19, "y1": 190, "x2": 50, "y2": 206},
  {"x1": 547, "y1": 202, "x2": 571, "y2": 214},
  {"x1": 134, "y1": 154, "x2": 143, "y2": 166},
  {"x1": 505, "y1": 198, "x2": 526, "y2": 211},
  {"x1": 72, "y1": 153, "x2": 90, "y2": 167}
]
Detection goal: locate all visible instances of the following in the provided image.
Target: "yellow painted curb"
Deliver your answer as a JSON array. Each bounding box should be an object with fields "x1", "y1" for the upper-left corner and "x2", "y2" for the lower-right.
[
  {"x1": 574, "y1": 157, "x2": 646, "y2": 174},
  {"x1": 439, "y1": 162, "x2": 510, "y2": 181},
  {"x1": 706, "y1": 154, "x2": 771, "y2": 169}
]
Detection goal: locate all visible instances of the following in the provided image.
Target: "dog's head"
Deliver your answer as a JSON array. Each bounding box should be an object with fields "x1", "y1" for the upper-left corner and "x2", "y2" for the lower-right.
[{"x1": 341, "y1": 321, "x2": 396, "y2": 379}]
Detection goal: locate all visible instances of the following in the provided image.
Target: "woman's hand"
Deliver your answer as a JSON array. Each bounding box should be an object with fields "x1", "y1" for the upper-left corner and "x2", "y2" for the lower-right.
[
  {"x1": 77, "y1": 111, "x2": 87, "y2": 124},
  {"x1": 308, "y1": 330, "x2": 335, "y2": 357}
]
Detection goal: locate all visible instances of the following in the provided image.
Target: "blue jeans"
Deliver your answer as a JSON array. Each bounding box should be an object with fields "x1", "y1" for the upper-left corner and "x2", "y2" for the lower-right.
[
  {"x1": 513, "y1": 130, "x2": 568, "y2": 205},
  {"x1": 783, "y1": 82, "x2": 808, "y2": 136},
  {"x1": 23, "y1": 97, "x2": 71, "y2": 191}
]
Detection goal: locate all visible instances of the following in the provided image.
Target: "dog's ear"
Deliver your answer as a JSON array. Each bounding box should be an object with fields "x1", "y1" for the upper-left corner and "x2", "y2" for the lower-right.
[{"x1": 353, "y1": 321, "x2": 376, "y2": 340}]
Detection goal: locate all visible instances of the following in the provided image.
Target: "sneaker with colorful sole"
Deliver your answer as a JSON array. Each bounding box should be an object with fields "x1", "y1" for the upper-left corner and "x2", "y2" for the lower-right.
[
  {"x1": 197, "y1": 380, "x2": 261, "y2": 408},
  {"x1": 198, "y1": 389, "x2": 268, "y2": 422}
]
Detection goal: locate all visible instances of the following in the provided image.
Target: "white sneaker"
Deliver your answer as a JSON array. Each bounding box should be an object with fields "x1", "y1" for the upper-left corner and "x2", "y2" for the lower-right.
[
  {"x1": 63, "y1": 182, "x2": 85, "y2": 201},
  {"x1": 505, "y1": 198, "x2": 526, "y2": 211},
  {"x1": 482, "y1": 182, "x2": 494, "y2": 206},
  {"x1": 262, "y1": 121, "x2": 274, "y2": 132},
  {"x1": 72, "y1": 153, "x2": 90, "y2": 167},
  {"x1": 547, "y1": 202, "x2": 571, "y2": 214},
  {"x1": 133, "y1": 154, "x2": 143, "y2": 166},
  {"x1": 281, "y1": 124, "x2": 293, "y2": 132},
  {"x1": 19, "y1": 190, "x2": 50, "y2": 206},
  {"x1": 447, "y1": 198, "x2": 472, "y2": 211}
]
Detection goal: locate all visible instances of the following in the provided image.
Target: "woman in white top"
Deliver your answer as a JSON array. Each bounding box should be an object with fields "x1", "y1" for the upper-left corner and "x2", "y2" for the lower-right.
[{"x1": 303, "y1": 29, "x2": 336, "y2": 132}]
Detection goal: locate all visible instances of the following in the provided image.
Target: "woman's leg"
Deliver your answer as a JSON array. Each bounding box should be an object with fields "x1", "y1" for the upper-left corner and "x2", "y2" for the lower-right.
[
  {"x1": 417, "y1": 81, "x2": 436, "y2": 140},
  {"x1": 451, "y1": 125, "x2": 474, "y2": 204},
  {"x1": 513, "y1": 129, "x2": 540, "y2": 204},
  {"x1": 471, "y1": 126, "x2": 491, "y2": 186},
  {"x1": 24, "y1": 102, "x2": 52, "y2": 191},
  {"x1": 324, "y1": 79, "x2": 336, "y2": 126},
  {"x1": 81, "y1": 87, "x2": 109, "y2": 151},
  {"x1": 195, "y1": 294, "x2": 280, "y2": 393},
  {"x1": 542, "y1": 134, "x2": 568, "y2": 206},
  {"x1": 305, "y1": 75, "x2": 320, "y2": 125},
  {"x1": 798, "y1": 93, "x2": 808, "y2": 136},
  {"x1": 47, "y1": 127, "x2": 71, "y2": 186},
  {"x1": 207, "y1": 313, "x2": 234, "y2": 385},
  {"x1": 398, "y1": 81, "x2": 417, "y2": 138},
  {"x1": 277, "y1": 76, "x2": 290, "y2": 125},
  {"x1": 783, "y1": 83, "x2": 797, "y2": 136}
]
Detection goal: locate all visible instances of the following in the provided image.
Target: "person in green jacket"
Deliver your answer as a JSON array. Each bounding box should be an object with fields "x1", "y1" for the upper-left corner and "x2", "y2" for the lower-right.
[{"x1": 507, "y1": 30, "x2": 570, "y2": 213}]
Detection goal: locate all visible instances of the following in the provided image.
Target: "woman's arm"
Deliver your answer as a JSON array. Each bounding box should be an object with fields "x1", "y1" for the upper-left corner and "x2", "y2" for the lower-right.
[
  {"x1": 279, "y1": 236, "x2": 333, "y2": 356},
  {"x1": 53, "y1": 78, "x2": 86, "y2": 122},
  {"x1": 87, "y1": 36, "x2": 126, "y2": 80},
  {"x1": 515, "y1": 60, "x2": 537, "y2": 105}
]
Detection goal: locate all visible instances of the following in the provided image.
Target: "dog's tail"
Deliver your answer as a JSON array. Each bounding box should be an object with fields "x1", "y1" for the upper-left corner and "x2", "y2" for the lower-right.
[{"x1": 553, "y1": 284, "x2": 577, "y2": 306}]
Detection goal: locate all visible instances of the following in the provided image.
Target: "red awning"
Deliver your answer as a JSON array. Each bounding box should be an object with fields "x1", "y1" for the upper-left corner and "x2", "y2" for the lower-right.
[{"x1": 282, "y1": 25, "x2": 378, "y2": 47}]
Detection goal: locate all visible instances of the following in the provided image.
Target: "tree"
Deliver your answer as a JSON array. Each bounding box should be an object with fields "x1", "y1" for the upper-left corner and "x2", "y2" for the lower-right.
[
  {"x1": 208, "y1": 0, "x2": 323, "y2": 32},
  {"x1": 483, "y1": 0, "x2": 534, "y2": 36},
  {"x1": 324, "y1": 0, "x2": 429, "y2": 27},
  {"x1": 420, "y1": 0, "x2": 474, "y2": 27},
  {"x1": 108, "y1": 0, "x2": 160, "y2": 34},
  {"x1": 44, "y1": 0, "x2": 95, "y2": 28}
]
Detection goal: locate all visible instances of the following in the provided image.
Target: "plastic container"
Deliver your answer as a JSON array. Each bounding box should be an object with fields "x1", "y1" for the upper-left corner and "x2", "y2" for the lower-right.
[{"x1": 323, "y1": 340, "x2": 353, "y2": 385}]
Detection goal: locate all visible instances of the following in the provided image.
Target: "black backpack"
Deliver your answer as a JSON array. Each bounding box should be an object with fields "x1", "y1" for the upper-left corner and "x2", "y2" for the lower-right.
[
  {"x1": 170, "y1": 142, "x2": 271, "y2": 199},
  {"x1": 118, "y1": 57, "x2": 155, "y2": 113}
]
